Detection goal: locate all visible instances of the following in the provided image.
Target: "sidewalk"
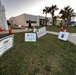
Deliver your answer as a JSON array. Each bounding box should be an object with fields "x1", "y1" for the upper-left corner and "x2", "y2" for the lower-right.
[
  {"x1": 0, "y1": 29, "x2": 76, "y2": 45},
  {"x1": 0, "y1": 28, "x2": 32, "y2": 34},
  {"x1": 46, "y1": 31, "x2": 59, "y2": 35},
  {"x1": 68, "y1": 33, "x2": 76, "y2": 44},
  {"x1": 47, "y1": 31, "x2": 76, "y2": 45}
]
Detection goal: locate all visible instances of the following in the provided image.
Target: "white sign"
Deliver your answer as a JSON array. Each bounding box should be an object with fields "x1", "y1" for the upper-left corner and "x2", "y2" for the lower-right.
[
  {"x1": 25, "y1": 33, "x2": 36, "y2": 42},
  {"x1": 37, "y1": 27, "x2": 46, "y2": 38},
  {"x1": 58, "y1": 32, "x2": 69, "y2": 41},
  {"x1": 0, "y1": 35, "x2": 14, "y2": 57}
]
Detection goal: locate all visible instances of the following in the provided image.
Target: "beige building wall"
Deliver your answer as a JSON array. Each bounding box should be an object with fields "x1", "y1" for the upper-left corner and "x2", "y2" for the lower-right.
[
  {"x1": 15, "y1": 14, "x2": 26, "y2": 26},
  {"x1": 9, "y1": 13, "x2": 52, "y2": 26},
  {"x1": 9, "y1": 17, "x2": 17, "y2": 25},
  {"x1": 9, "y1": 13, "x2": 39, "y2": 26}
]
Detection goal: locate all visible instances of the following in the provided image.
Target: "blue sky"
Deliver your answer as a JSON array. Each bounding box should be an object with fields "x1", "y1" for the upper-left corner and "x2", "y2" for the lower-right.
[{"x1": 1, "y1": 0, "x2": 76, "y2": 20}]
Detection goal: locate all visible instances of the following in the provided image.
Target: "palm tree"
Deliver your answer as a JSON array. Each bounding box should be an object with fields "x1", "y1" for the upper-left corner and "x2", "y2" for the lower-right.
[
  {"x1": 48, "y1": 5, "x2": 59, "y2": 26},
  {"x1": 59, "y1": 6, "x2": 74, "y2": 26},
  {"x1": 43, "y1": 6, "x2": 49, "y2": 26}
]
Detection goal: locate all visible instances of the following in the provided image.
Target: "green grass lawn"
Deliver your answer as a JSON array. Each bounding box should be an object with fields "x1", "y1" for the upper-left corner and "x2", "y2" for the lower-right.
[
  {"x1": 10, "y1": 25, "x2": 76, "y2": 33},
  {"x1": 34, "y1": 25, "x2": 76, "y2": 33},
  {"x1": 10, "y1": 25, "x2": 22, "y2": 29},
  {"x1": 0, "y1": 32, "x2": 76, "y2": 75},
  {"x1": 46, "y1": 26, "x2": 76, "y2": 33}
]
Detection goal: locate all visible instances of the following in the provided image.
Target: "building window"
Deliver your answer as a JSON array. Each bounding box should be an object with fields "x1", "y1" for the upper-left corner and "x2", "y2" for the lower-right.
[
  {"x1": 26, "y1": 21, "x2": 37, "y2": 23},
  {"x1": 31, "y1": 21, "x2": 37, "y2": 23}
]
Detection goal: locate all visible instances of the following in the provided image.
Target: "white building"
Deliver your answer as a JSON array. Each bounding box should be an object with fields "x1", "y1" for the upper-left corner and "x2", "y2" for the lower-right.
[{"x1": 9, "y1": 13, "x2": 52, "y2": 27}]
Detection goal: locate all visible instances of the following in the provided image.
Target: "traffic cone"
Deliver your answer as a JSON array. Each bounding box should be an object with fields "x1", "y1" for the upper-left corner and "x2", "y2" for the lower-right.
[
  {"x1": 0, "y1": 27, "x2": 2, "y2": 32},
  {"x1": 8, "y1": 28, "x2": 12, "y2": 34},
  {"x1": 60, "y1": 27, "x2": 64, "y2": 32}
]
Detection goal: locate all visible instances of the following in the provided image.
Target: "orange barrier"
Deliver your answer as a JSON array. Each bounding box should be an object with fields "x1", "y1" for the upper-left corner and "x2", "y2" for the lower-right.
[
  {"x1": 8, "y1": 28, "x2": 12, "y2": 34},
  {"x1": 0, "y1": 27, "x2": 2, "y2": 32}
]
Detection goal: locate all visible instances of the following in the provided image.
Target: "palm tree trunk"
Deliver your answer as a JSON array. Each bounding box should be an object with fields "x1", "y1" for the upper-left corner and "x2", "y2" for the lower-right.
[
  {"x1": 45, "y1": 14, "x2": 47, "y2": 26},
  {"x1": 52, "y1": 15, "x2": 54, "y2": 26},
  {"x1": 67, "y1": 16, "x2": 71, "y2": 27}
]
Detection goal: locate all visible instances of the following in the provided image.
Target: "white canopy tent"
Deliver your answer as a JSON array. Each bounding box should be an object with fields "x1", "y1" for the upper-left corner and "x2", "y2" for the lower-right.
[{"x1": 0, "y1": 0, "x2": 8, "y2": 31}]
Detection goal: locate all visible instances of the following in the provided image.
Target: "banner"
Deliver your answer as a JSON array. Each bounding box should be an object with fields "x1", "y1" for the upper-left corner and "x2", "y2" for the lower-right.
[
  {"x1": 58, "y1": 32, "x2": 69, "y2": 41},
  {"x1": 0, "y1": 34, "x2": 14, "y2": 57},
  {"x1": 25, "y1": 33, "x2": 36, "y2": 42},
  {"x1": 37, "y1": 27, "x2": 46, "y2": 38}
]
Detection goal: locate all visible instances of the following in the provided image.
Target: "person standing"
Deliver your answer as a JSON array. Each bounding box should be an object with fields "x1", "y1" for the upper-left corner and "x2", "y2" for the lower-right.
[
  {"x1": 7, "y1": 20, "x2": 12, "y2": 34},
  {"x1": 28, "y1": 20, "x2": 32, "y2": 30},
  {"x1": 7, "y1": 20, "x2": 11, "y2": 29}
]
